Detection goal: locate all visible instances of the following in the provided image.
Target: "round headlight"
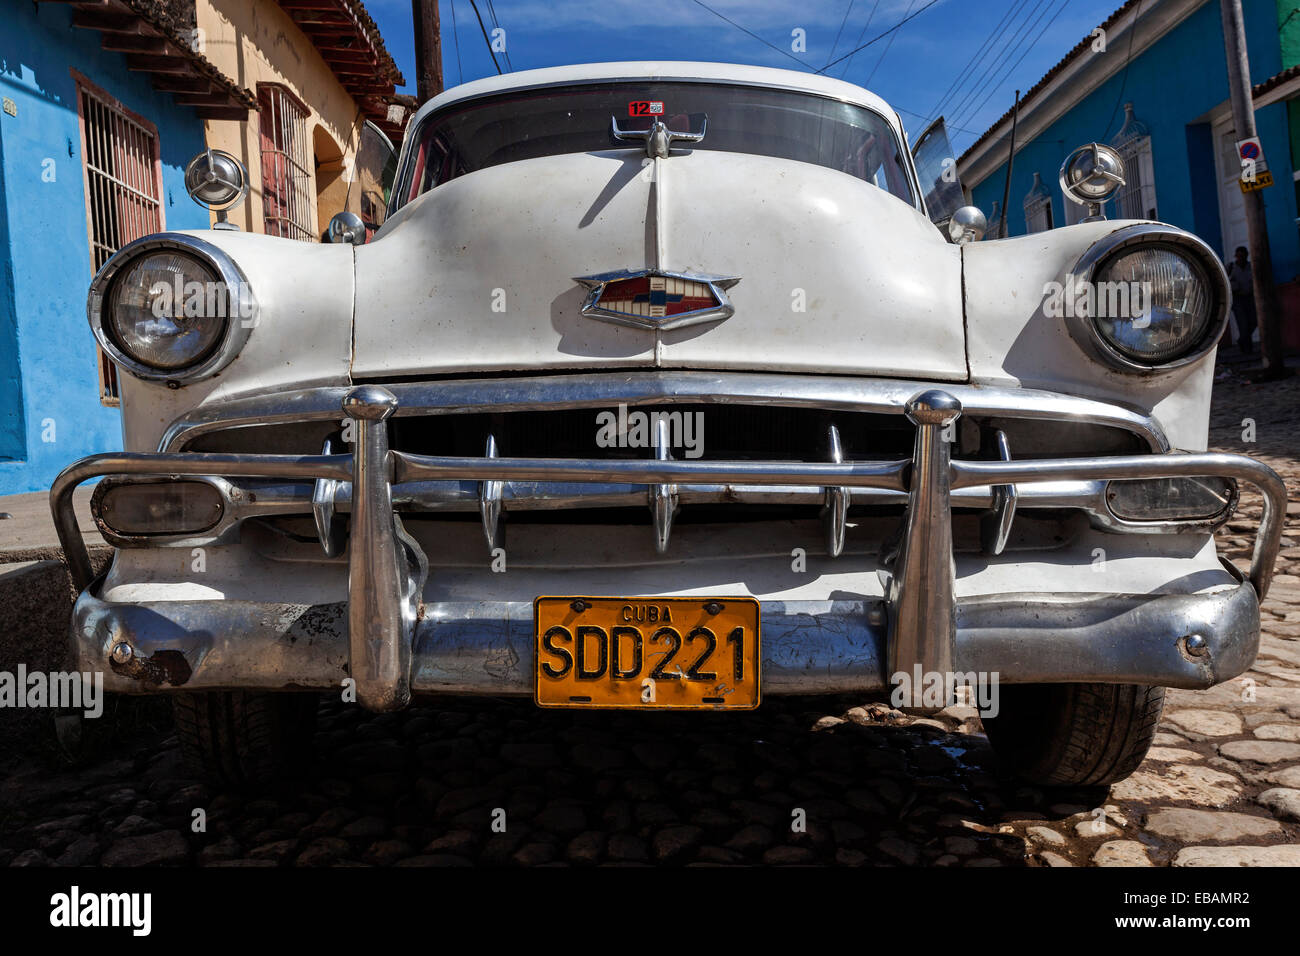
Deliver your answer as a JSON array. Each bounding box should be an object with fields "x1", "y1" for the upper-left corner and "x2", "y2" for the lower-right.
[
  {"x1": 1063, "y1": 224, "x2": 1229, "y2": 374},
  {"x1": 106, "y1": 252, "x2": 224, "y2": 370},
  {"x1": 88, "y1": 234, "x2": 256, "y2": 385},
  {"x1": 1092, "y1": 244, "x2": 1214, "y2": 364}
]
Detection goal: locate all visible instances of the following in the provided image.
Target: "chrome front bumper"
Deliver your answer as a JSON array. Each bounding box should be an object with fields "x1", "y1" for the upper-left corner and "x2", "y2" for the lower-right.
[
  {"x1": 73, "y1": 586, "x2": 1260, "y2": 696},
  {"x1": 52, "y1": 383, "x2": 1286, "y2": 711}
]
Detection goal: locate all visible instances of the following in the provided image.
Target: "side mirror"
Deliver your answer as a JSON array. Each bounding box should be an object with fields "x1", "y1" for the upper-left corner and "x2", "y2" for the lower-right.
[
  {"x1": 948, "y1": 206, "x2": 987, "y2": 245},
  {"x1": 326, "y1": 211, "x2": 367, "y2": 246}
]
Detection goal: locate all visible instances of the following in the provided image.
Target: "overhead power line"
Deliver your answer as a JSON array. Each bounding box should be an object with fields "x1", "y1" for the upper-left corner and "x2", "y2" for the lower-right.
[
  {"x1": 449, "y1": 0, "x2": 464, "y2": 85},
  {"x1": 467, "y1": 0, "x2": 503, "y2": 74},
  {"x1": 826, "y1": 0, "x2": 857, "y2": 70},
  {"x1": 689, "y1": 0, "x2": 813, "y2": 70},
  {"x1": 894, "y1": 103, "x2": 984, "y2": 136},
  {"x1": 1102, "y1": 0, "x2": 1145, "y2": 140},
  {"x1": 838, "y1": 0, "x2": 882, "y2": 78},
  {"x1": 483, "y1": 0, "x2": 513, "y2": 71},
  {"x1": 926, "y1": 0, "x2": 1028, "y2": 124},
  {"x1": 952, "y1": 0, "x2": 1060, "y2": 127},
  {"x1": 688, "y1": 0, "x2": 942, "y2": 128},
  {"x1": 816, "y1": 0, "x2": 945, "y2": 74},
  {"x1": 864, "y1": 0, "x2": 917, "y2": 87},
  {"x1": 951, "y1": 0, "x2": 1070, "y2": 132},
  {"x1": 945, "y1": 0, "x2": 1050, "y2": 128}
]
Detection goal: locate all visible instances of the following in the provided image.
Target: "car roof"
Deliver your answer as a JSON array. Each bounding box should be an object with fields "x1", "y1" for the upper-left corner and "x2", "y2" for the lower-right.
[{"x1": 408, "y1": 61, "x2": 902, "y2": 131}]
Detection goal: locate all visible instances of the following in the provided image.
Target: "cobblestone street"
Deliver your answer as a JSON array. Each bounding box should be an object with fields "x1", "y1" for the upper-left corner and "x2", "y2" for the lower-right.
[{"x1": 1, "y1": 366, "x2": 1297, "y2": 868}]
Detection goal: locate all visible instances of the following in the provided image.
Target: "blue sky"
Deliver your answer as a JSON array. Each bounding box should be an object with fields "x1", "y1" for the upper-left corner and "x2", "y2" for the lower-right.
[{"x1": 364, "y1": 0, "x2": 1127, "y2": 154}]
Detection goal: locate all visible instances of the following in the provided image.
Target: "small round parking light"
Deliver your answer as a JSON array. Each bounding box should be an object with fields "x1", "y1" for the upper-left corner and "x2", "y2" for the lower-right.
[
  {"x1": 1059, "y1": 143, "x2": 1126, "y2": 221},
  {"x1": 184, "y1": 149, "x2": 249, "y2": 229}
]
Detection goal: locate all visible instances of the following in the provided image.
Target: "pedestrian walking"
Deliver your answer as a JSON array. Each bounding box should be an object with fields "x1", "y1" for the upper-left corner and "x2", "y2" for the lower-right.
[{"x1": 1227, "y1": 246, "x2": 1257, "y2": 354}]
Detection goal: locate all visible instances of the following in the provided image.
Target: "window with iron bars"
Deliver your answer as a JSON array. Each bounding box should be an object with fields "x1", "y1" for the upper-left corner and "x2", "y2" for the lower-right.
[
  {"x1": 75, "y1": 74, "x2": 165, "y2": 406},
  {"x1": 258, "y1": 84, "x2": 317, "y2": 241},
  {"x1": 1112, "y1": 103, "x2": 1158, "y2": 221},
  {"x1": 1023, "y1": 171, "x2": 1054, "y2": 234}
]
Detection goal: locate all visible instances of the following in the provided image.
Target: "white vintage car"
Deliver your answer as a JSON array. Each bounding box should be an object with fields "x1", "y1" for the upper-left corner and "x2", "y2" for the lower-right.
[{"x1": 54, "y1": 62, "x2": 1284, "y2": 789}]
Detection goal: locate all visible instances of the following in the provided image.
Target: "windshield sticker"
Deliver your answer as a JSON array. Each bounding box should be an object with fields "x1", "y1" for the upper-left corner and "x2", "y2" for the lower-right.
[{"x1": 628, "y1": 101, "x2": 665, "y2": 117}]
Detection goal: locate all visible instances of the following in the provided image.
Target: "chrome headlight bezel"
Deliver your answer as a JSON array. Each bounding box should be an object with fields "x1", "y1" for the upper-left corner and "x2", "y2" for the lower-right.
[
  {"x1": 87, "y1": 233, "x2": 257, "y2": 385},
  {"x1": 1064, "y1": 224, "x2": 1230, "y2": 374}
]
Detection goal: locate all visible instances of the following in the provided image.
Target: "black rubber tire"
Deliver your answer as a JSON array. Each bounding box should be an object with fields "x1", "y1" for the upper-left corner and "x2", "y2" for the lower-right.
[
  {"x1": 983, "y1": 682, "x2": 1165, "y2": 787},
  {"x1": 172, "y1": 691, "x2": 319, "y2": 788}
]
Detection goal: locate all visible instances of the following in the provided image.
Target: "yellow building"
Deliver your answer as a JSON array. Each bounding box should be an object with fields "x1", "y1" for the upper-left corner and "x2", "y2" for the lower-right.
[{"x1": 193, "y1": 0, "x2": 406, "y2": 238}]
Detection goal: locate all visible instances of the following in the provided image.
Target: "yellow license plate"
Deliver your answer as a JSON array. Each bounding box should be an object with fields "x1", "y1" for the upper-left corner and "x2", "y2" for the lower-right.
[{"x1": 534, "y1": 596, "x2": 761, "y2": 710}]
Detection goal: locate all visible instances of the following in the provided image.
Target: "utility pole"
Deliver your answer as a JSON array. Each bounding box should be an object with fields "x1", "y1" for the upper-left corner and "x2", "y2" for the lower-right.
[
  {"x1": 1219, "y1": 0, "x2": 1288, "y2": 379},
  {"x1": 412, "y1": 0, "x2": 444, "y2": 105}
]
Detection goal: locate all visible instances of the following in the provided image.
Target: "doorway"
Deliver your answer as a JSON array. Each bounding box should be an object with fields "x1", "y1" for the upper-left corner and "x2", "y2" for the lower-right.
[{"x1": 1212, "y1": 113, "x2": 1250, "y2": 265}]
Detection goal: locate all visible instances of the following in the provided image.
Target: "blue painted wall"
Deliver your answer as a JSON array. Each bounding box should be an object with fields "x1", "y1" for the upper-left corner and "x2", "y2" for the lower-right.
[
  {"x1": 967, "y1": 0, "x2": 1300, "y2": 282},
  {"x1": 0, "y1": 2, "x2": 210, "y2": 495}
]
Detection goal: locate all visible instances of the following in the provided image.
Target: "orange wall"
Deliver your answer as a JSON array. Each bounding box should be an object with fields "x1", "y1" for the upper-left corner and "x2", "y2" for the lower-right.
[{"x1": 195, "y1": 0, "x2": 364, "y2": 236}]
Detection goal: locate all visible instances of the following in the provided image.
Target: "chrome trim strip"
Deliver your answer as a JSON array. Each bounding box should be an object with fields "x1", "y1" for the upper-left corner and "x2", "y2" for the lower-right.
[
  {"x1": 158, "y1": 372, "x2": 1171, "y2": 453},
  {"x1": 391, "y1": 451, "x2": 911, "y2": 490},
  {"x1": 87, "y1": 232, "x2": 258, "y2": 386}
]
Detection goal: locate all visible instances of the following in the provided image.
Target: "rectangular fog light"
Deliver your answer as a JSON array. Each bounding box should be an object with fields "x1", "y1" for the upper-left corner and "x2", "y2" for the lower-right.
[
  {"x1": 1105, "y1": 476, "x2": 1236, "y2": 524},
  {"x1": 95, "y1": 480, "x2": 224, "y2": 537}
]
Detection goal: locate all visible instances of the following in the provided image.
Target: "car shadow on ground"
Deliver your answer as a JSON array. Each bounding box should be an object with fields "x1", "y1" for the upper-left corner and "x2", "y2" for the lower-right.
[{"x1": 0, "y1": 692, "x2": 1117, "y2": 866}]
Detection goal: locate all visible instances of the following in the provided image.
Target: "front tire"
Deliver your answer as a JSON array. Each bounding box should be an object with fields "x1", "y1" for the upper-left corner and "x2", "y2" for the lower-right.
[
  {"x1": 172, "y1": 691, "x2": 319, "y2": 788},
  {"x1": 983, "y1": 682, "x2": 1164, "y2": 786}
]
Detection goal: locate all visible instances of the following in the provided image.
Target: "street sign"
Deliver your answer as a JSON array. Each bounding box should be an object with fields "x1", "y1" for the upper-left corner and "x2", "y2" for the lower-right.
[
  {"x1": 1240, "y1": 170, "x2": 1274, "y2": 193},
  {"x1": 1237, "y1": 136, "x2": 1273, "y2": 192}
]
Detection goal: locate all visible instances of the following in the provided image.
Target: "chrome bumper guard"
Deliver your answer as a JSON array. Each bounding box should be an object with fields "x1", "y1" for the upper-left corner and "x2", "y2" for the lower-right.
[{"x1": 53, "y1": 387, "x2": 1286, "y2": 710}]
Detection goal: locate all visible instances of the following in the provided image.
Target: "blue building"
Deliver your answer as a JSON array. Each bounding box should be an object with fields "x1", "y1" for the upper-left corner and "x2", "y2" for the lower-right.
[
  {"x1": 0, "y1": 0, "x2": 253, "y2": 495},
  {"x1": 957, "y1": 0, "x2": 1300, "y2": 338}
]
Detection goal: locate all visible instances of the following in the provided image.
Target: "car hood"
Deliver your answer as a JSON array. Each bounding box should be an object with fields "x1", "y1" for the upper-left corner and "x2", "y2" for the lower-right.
[{"x1": 351, "y1": 149, "x2": 966, "y2": 380}]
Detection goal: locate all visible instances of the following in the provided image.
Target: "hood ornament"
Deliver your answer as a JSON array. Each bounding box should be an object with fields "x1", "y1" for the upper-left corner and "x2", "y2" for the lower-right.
[
  {"x1": 611, "y1": 115, "x2": 707, "y2": 159},
  {"x1": 574, "y1": 269, "x2": 739, "y2": 331}
]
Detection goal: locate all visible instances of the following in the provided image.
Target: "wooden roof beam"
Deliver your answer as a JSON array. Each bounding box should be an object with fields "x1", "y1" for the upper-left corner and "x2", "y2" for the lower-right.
[
  {"x1": 151, "y1": 74, "x2": 216, "y2": 93},
  {"x1": 101, "y1": 34, "x2": 174, "y2": 55},
  {"x1": 71, "y1": 8, "x2": 147, "y2": 31},
  {"x1": 125, "y1": 54, "x2": 194, "y2": 73}
]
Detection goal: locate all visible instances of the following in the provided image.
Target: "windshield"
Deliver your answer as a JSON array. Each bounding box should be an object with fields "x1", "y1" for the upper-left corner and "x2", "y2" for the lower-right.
[{"x1": 395, "y1": 82, "x2": 917, "y2": 209}]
